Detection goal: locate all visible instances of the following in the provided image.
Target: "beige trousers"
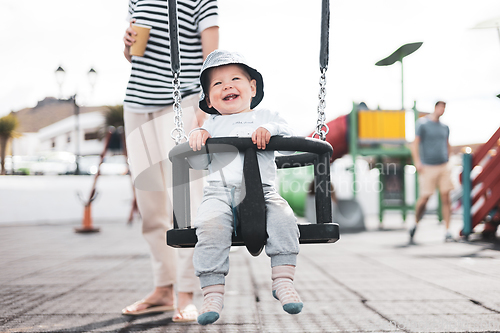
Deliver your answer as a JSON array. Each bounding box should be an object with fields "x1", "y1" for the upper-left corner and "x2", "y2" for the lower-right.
[{"x1": 124, "y1": 93, "x2": 204, "y2": 292}]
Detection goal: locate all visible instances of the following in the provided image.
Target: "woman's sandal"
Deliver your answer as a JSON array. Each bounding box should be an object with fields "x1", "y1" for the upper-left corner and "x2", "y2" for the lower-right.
[
  {"x1": 172, "y1": 304, "x2": 198, "y2": 323},
  {"x1": 122, "y1": 300, "x2": 175, "y2": 316}
]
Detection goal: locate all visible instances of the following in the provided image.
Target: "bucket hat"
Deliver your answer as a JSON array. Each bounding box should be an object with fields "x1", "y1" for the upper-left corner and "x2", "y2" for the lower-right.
[{"x1": 199, "y1": 50, "x2": 264, "y2": 114}]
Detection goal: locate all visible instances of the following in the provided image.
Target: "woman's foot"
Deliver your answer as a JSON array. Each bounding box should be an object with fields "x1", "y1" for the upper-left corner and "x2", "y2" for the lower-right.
[
  {"x1": 173, "y1": 292, "x2": 197, "y2": 322},
  {"x1": 122, "y1": 285, "x2": 175, "y2": 315},
  {"x1": 173, "y1": 304, "x2": 198, "y2": 322}
]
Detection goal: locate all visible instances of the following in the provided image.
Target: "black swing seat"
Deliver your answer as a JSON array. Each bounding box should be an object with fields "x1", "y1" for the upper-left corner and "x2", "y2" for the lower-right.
[{"x1": 167, "y1": 136, "x2": 340, "y2": 256}]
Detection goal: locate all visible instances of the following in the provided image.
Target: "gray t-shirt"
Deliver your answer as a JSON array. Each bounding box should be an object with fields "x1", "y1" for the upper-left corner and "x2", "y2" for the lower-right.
[{"x1": 415, "y1": 117, "x2": 449, "y2": 165}]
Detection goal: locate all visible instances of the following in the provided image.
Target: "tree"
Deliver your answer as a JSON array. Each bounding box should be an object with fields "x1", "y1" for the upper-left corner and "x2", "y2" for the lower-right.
[
  {"x1": 102, "y1": 105, "x2": 124, "y2": 151},
  {"x1": 104, "y1": 105, "x2": 124, "y2": 128},
  {"x1": 0, "y1": 114, "x2": 20, "y2": 175}
]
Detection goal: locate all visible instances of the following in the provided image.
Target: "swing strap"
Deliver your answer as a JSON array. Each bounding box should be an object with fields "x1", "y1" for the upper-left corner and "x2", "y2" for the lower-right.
[
  {"x1": 168, "y1": 0, "x2": 187, "y2": 144},
  {"x1": 314, "y1": 0, "x2": 330, "y2": 141}
]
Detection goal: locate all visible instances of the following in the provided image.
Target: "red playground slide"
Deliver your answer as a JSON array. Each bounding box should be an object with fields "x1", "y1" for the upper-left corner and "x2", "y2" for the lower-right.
[{"x1": 309, "y1": 114, "x2": 349, "y2": 162}]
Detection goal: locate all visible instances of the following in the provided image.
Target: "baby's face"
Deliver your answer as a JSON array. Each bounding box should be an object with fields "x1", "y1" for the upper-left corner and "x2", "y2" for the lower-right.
[{"x1": 206, "y1": 64, "x2": 256, "y2": 115}]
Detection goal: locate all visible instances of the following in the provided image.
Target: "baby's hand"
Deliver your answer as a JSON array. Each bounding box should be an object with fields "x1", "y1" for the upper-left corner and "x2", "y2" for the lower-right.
[
  {"x1": 252, "y1": 127, "x2": 271, "y2": 150},
  {"x1": 189, "y1": 129, "x2": 211, "y2": 151}
]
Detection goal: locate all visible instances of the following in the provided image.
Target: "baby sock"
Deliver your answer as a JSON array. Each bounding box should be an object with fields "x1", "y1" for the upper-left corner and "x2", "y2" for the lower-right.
[
  {"x1": 271, "y1": 265, "x2": 303, "y2": 314},
  {"x1": 197, "y1": 284, "x2": 224, "y2": 325}
]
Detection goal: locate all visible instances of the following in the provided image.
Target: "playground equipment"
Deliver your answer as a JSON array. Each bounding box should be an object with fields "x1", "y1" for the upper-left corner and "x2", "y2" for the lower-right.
[
  {"x1": 375, "y1": 42, "x2": 423, "y2": 110},
  {"x1": 280, "y1": 101, "x2": 421, "y2": 228},
  {"x1": 461, "y1": 126, "x2": 500, "y2": 239},
  {"x1": 165, "y1": 0, "x2": 339, "y2": 256},
  {"x1": 305, "y1": 196, "x2": 365, "y2": 233},
  {"x1": 278, "y1": 144, "x2": 365, "y2": 232},
  {"x1": 349, "y1": 102, "x2": 419, "y2": 225}
]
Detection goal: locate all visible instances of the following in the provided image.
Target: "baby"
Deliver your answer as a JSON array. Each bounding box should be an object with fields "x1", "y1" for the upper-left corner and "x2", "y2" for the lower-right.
[{"x1": 188, "y1": 50, "x2": 302, "y2": 325}]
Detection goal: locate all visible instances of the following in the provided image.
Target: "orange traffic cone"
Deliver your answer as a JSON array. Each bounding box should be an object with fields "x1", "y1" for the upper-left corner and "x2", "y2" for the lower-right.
[{"x1": 75, "y1": 203, "x2": 100, "y2": 233}]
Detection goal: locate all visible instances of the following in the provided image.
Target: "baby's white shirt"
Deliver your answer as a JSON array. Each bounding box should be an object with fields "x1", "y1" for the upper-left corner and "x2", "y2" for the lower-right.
[{"x1": 187, "y1": 108, "x2": 295, "y2": 187}]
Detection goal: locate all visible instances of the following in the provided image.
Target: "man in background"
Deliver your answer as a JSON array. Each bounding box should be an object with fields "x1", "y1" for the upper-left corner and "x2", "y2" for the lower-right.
[{"x1": 410, "y1": 101, "x2": 454, "y2": 243}]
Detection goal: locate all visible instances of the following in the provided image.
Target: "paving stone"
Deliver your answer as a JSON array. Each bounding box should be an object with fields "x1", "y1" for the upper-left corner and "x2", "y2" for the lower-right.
[
  {"x1": 259, "y1": 311, "x2": 396, "y2": 332},
  {"x1": 1, "y1": 314, "x2": 132, "y2": 332},
  {"x1": 24, "y1": 290, "x2": 155, "y2": 315},
  {"x1": 387, "y1": 313, "x2": 500, "y2": 332},
  {"x1": 355, "y1": 286, "x2": 465, "y2": 301},
  {"x1": 367, "y1": 299, "x2": 496, "y2": 315}
]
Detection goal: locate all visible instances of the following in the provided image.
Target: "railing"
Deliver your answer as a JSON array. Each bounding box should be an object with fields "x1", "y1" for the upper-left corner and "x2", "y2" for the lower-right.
[{"x1": 462, "y1": 126, "x2": 500, "y2": 237}]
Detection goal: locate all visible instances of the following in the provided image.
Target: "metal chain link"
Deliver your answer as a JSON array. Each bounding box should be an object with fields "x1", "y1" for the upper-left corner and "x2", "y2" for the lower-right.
[
  {"x1": 313, "y1": 67, "x2": 329, "y2": 140},
  {"x1": 170, "y1": 73, "x2": 188, "y2": 145}
]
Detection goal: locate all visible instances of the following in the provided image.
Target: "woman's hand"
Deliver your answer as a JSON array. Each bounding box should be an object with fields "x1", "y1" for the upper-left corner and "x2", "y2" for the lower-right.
[{"x1": 123, "y1": 19, "x2": 137, "y2": 62}]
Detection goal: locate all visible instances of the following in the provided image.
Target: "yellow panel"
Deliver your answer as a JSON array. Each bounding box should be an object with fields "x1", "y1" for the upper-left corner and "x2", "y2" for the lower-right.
[
  {"x1": 358, "y1": 111, "x2": 372, "y2": 140},
  {"x1": 376, "y1": 112, "x2": 383, "y2": 139},
  {"x1": 386, "y1": 112, "x2": 397, "y2": 139},
  {"x1": 399, "y1": 111, "x2": 406, "y2": 139},
  {"x1": 367, "y1": 112, "x2": 375, "y2": 139},
  {"x1": 358, "y1": 110, "x2": 407, "y2": 141}
]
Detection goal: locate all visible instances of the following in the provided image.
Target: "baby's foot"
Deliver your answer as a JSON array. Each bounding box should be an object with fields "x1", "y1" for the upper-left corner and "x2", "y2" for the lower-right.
[
  {"x1": 272, "y1": 265, "x2": 303, "y2": 314},
  {"x1": 272, "y1": 278, "x2": 303, "y2": 314},
  {"x1": 197, "y1": 284, "x2": 224, "y2": 325}
]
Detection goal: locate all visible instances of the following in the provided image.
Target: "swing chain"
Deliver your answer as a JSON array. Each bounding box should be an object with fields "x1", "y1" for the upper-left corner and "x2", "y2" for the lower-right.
[
  {"x1": 314, "y1": 67, "x2": 329, "y2": 140},
  {"x1": 170, "y1": 73, "x2": 188, "y2": 145}
]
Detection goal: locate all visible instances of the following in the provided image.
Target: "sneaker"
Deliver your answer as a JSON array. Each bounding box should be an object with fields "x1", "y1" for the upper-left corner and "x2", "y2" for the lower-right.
[
  {"x1": 409, "y1": 226, "x2": 417, "y2": 242},
  {"x1": 445, "y1": 232, "x2": 454, "y2": 242}
]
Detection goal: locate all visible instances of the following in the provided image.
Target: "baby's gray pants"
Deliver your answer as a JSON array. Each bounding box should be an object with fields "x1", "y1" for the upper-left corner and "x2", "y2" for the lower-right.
[{"x1": 193, "y1": 183, "x2": 300, "y2": 288}]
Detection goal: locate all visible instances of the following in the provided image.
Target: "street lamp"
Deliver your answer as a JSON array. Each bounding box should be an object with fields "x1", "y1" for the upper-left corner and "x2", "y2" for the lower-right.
[
  {"x1": 88, "y1": 67, "x2": 97, "y2": 99},
  {"x1": 375, "y1": 42, "x2": 423, "y2": 110},
  {"x1": 54, "y1": 66, "x2": 98, "y2": 175},
  {"x1": 55, "y1": 66, "x2": 65, "y2": 98}
]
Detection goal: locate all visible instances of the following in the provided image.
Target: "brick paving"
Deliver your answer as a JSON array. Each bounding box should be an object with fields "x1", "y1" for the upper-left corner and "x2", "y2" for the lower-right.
[{"x1": 1, "y1": 214, "x2": 500, "y2": 332}]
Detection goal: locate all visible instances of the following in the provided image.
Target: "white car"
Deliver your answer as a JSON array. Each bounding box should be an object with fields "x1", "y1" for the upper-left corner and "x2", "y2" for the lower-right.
[
  {"x1": 100, "y1": 155, "x2": 129, "y2": 175},
  {"x1": 30, "y1": 151, "x2": 77, "y2": 175},
  {"x1": 78, "y1": 155, "x2": 129, "y2": 176}
]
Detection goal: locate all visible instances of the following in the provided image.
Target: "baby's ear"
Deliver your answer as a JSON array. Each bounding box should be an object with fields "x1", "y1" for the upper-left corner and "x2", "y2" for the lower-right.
[
  {"x1": 206, "y1": 96, "x2": 212, "y2": 108},
  {"x1": 250, "y1": 79, "x2": 257, "y2": 97}
]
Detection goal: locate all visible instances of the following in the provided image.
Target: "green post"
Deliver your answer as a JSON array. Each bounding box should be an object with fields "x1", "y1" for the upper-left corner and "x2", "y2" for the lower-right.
[
  {"x1": 378, "y1": 156, "x2": 384, "y2": 225},
  {"x1": 401, "y1": 59, "x2": 404, "y2": 110},
  {"x1": 401, "y1": 157, "x2": 407, "y2": 222},
  {"x1": 437, "y1": 194, "x2": 443, "y2": 223},
  {"x1": 349, "y1": 103, "x2": 359, "y2": 198},
  {"x1": 462, "y1": 152, "x2": 473, "y2": 237},
  {"x1": 375, "y1": 42, "x2": 422, "y2": 111},
  {"x1": 413, "y1": 102, "x2": 419, "y2": 213}
]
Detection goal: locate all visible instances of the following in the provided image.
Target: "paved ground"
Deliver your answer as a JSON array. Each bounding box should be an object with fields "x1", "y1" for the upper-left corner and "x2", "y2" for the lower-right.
[{"x1": 1, "y1": 211, "x2": 499, "y2": 333}]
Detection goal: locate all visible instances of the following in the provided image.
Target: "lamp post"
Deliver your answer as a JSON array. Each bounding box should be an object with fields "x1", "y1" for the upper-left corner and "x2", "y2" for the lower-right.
[
  {"x1": 54, "y1": 66, "x2": 98, "y2": 175},
  {"x1": 55, "y1": 66, "x2": 65, "y2": 98},
  {"x1": 88, "y1": 67, "x2": 97, "y2": 101},
  {"x1": 375, "y1": 42, "x2": 423, "y2": 110}
]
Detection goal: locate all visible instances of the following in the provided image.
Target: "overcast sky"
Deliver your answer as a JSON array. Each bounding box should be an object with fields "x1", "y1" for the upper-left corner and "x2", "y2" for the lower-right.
[{"x1": 1, "y1": 0, "x2": 499, "y2": 146}]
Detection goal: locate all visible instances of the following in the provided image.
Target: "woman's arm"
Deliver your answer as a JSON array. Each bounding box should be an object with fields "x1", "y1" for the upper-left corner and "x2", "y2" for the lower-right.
[{"x1": 200, "y1": 26, "x2": 219, "y2": 60}]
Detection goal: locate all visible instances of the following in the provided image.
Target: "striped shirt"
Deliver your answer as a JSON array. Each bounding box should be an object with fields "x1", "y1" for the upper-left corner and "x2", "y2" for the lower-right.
[{"x1": 125, "y1": 0, "x2": 218, "y2": 109}]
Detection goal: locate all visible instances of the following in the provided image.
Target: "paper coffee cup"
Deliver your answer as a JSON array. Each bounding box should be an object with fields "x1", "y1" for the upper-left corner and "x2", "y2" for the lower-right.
[{"x1": 130, "y1": 24, "x2": 151, "y2": 57}]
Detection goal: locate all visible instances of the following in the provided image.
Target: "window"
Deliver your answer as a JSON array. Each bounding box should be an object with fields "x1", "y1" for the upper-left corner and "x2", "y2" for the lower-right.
[{"x1": 84, "y1": 131, "x2": 99, "y2": 141}]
